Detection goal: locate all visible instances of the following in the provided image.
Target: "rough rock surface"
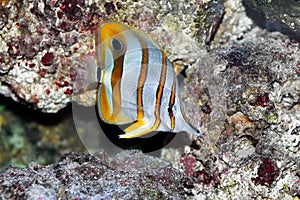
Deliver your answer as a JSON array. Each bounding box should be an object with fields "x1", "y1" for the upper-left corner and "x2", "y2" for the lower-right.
[
  {"x1": 0, "y1": 0, "x2": 299, "y2": 199},
  {"x1": 242, "y1": 0, "x2": 300, "y2": 40},
  {"x1": 178, "y1": 1, "x2": 300, "y2": 198},
  {"x1": 183, "y1": 44, "x2": 300, "y2": 197},
  {"x1": 0, "y1": 151, "x2": 193, "y2": 199}
]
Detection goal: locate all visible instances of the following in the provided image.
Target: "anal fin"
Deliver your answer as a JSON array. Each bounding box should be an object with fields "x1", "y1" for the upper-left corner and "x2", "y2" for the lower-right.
[{"x1": 119, "y1": 120, "x2": 153, "y2": 139}]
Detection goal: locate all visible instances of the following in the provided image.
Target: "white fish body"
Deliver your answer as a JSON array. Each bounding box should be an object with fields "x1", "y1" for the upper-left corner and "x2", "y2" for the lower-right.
[{"x1": 95, "y1": 21, "x2": 201, "y2": 138}]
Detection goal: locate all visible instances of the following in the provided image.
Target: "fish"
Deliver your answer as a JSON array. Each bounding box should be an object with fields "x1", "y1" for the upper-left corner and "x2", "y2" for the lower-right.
[{"x1": 95, "y1": 20, "x2": 201, "y2": 139}]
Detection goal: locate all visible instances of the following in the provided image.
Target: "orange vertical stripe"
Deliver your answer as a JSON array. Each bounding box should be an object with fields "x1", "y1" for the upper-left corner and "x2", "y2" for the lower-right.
[
  {"x1": 99, "y1": 83, "x2": 114, "y2": 123},
  {"x1": 136, "y1": 36, "x2": 148, "y2": 121},
  {"x1": 151, "y1": 51, "x2": 167, "y2": 130},
  {"x1": 111, "y1": 55, "x2": 124, "y2": 121}
]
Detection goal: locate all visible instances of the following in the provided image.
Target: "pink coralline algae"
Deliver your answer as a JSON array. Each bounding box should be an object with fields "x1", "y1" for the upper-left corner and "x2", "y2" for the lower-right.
[
  {"x1": 41, "y1": 52, "x2": 55, "y2": 66},
  {"x1": 251, "y1": 159, "x2": 280, "y2": 187},
  {"x1": 179, "y1": 152, "x2": 221, "y2": 187},
  {"x1": 249, "y1": 93, "x2": 270, "y2": 108},
  {"x1": 194, "y1": 168, "x2": 220, "y2": 186},
  {"x1": 64, "y1": 88, "x2": 72, "y2": 95},
  {"x1": 180, "y1": 153, "x2": 196, "y2": 177}
]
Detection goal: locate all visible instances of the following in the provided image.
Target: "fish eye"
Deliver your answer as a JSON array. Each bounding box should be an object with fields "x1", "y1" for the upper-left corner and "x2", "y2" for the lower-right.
[{"x1": 111, "y1": 38, "x2": 123, "y2": 52}]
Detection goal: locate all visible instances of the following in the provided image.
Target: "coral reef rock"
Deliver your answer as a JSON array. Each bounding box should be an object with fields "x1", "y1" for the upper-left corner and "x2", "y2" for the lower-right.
[
  {"x1": 181, "y1": 23, "x2": 300, "y2": 200},
  {"x1": 242, "y1": 0, "x2": 300, "y2": 40},
  {"x1": 0, "y1": 151, "x2": 194, "y2": 199}
]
